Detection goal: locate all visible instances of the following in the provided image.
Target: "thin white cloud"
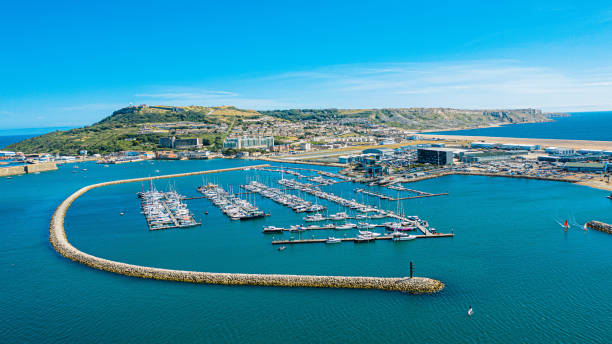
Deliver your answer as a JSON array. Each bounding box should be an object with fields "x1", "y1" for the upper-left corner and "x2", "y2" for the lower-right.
[
  {"x1": 249, "y1": 60, "x2": 612, "y2": 111},
  {"x1": 128, "y1": 60, "x2": 612, "y2": 112},
  {"x1": 135, "y1": 90, "x2": 239, "y2": 99},
  {"x1": 57, "y1": 103, "x2": 123, "y2": 112}
]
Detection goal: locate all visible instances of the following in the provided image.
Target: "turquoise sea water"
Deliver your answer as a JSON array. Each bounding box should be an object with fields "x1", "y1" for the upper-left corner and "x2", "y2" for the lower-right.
[
  {"x1": 2, "y1": 159, "x2": 612, "y2": 343},
  {"x1": 428, "y1": 111, "x2": 612, "y2": 141}
]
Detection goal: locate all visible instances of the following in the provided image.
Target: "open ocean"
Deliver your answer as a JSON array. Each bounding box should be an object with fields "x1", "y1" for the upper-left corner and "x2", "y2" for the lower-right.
[
  {"x1": 2, "y1": 159, "x2": 612, "y2": 343},
  {"x1": 428, "y1": 111, "x2": 612, "y2": 141},
  {"x1": 0, "y1": 127, "x2": 74, "y2": 149}
]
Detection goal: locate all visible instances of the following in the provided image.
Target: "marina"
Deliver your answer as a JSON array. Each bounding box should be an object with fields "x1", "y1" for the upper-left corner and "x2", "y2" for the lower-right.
[
  {"x1": 8, "y1": 158, "x2": 612, "y2": 343},
  {"x1": 276, "y1": 177, "x2": 442, "y2": 236},
  {"x1": 241, "y1": 181, "x2": 326, "y2": 213},
  {"x1": 198, "y1": 183, "x2": 267, "y2": 220},
  {"x1": 138, "y1": 186, "x2": 200, "y2": 230}
]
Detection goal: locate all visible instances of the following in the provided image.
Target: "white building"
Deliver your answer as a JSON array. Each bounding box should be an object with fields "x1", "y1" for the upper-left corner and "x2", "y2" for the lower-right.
[
  {"x1": 299, "y1": 142, "x2": 311, "y2": 151},
  {"x1": 545, "y1": 147, "x2": 575, "y2": 156},
  {"x1": 0, "y1": 151, "x2": 16, "y2": 157}
]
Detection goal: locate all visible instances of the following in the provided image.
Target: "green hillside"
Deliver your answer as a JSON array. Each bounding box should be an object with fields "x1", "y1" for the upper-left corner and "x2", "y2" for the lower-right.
[
  {"x1": 6, "y1": 105, "x2": 549, "y2": 155},
  {"x1": 6, "y1": 105, "x2": 259, "y2": 155},
  {"x1": 262, "y1": 108, "x2": 549, "y2": 130}
]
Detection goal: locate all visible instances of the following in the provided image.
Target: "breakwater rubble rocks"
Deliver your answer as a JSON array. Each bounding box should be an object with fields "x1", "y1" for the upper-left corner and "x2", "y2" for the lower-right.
[
  {"x1": 587, "y1": 221, "x2": 612, "y2": 234},
  {"x1": 49, "y1": 165, "x2": 444, "y2": 294}
]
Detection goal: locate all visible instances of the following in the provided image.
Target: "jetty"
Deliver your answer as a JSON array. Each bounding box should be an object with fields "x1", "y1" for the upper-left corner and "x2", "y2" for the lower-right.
[
  {"x1": 272, "y1": 233, "x2": 454, "y2": 245},
  {"x1": 355, "y1": 187, "x2": 448, "y2": 201},
  {"x1": 48, "y1": 164, "x2": 444, "y2": 294},
  {"x1": 139, "y1": 187, "x2": 200, "y2": 230},
  {"x1": 198, "y1": 183, "x2": 266, "y2": 220}
]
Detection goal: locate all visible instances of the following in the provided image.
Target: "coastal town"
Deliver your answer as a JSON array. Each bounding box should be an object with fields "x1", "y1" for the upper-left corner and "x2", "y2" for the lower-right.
[{"x1": 2, "y1": 110, "x2": 611, "y2": 192}]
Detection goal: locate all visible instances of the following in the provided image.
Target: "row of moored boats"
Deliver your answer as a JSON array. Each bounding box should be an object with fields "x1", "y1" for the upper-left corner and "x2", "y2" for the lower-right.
[
  {"x1": 198, "y1": 184, "x2": 265, "y2": 220},
  {"x1": 241, "y1": 181, "x2": 325, "y2": 213},
  {"x1": 278, "y1": 179, "x2": 380, "y2": 213},
  {"x1": 138, "y1": 189, "x2": 199, "y2": 230}
]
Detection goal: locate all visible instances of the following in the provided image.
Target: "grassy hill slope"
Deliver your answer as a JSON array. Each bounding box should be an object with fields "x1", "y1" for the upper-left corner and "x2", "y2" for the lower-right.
[{"x1": 7, "y1": 106, "x2": 549, "y2": 154}]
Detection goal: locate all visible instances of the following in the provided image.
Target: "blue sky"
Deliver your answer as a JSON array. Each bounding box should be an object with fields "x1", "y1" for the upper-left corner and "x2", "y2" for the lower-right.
[{"x1": 2, "y1": 0, "x2": 612, "y2": 128}]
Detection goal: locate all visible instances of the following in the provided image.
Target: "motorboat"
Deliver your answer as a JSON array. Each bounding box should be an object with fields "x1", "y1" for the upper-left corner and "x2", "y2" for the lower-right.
[
  {"x1": 263, "y1": 226, "x2": 283, "y2": 233},
  {"x1": 304, "y1": 213, "x2": 326, "y2": 222},
  {"x1": 329, "y1": 212, "x2": 349, "y2": 221},
  {"x1": 358, "y1": 230, "x2": 381, "y2": 237},
  {"x1": 335, "y1": 223, "x2": 357, "y2": 230},
  {"x1": 392, "y1": 234, "x2": 416, "y2": 241},
  {"x1": 354, "y1": 234, "x2": 375, "y2": 243},
  {"x1": 326, "y1": 237, "x2": 342, "y2": 244},
  {"x1": 306, "y1": 225, "x2": 322, "y2": 230}
]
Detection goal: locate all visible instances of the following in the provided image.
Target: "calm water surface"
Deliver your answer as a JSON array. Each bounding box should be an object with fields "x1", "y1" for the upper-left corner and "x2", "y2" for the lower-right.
[
  {"x1": 2, "y1": 159, "x2": 611, "y2": 343},
  {"x1": 0, "y1": 127, "x2": 75, "y2": 148},
  {"x1": 429, "y1": 111, "x2": 612, "y2": 141}
]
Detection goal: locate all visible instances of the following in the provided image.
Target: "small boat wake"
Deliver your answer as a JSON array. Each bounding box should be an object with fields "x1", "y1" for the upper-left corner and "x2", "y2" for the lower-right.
[{"x1": 553, "y1": 211, "x2": 589, "y2": 231}]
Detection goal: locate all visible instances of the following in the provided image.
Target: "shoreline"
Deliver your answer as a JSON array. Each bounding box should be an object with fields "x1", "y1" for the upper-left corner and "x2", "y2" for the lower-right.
[
  {"x1": 49, "y1": 164, "x2": 444, "y2": 294},
  {"x1": 392, "y1": 170, "x2": 612, "y2": 192},
  {"x1": 419, "y1": 134, "x2": 612, "y2": 150},
  {"x1": 417, "y1": 118, "x2": 554, "y2": 134}
]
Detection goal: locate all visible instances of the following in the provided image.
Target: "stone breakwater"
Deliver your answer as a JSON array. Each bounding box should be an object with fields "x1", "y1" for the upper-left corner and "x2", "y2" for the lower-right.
[
  {"x1": 587, "y1": 221, "x2": 612, "y2": 234},
  {"x1": 49, "y1": 164, "x2": 444, "y2": 294}
]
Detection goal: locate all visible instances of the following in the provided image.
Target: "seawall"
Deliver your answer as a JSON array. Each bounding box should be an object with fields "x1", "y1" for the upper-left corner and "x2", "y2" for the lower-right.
[
  {"x1": 49, "y1": 164, "x2": 444, "y2": 294},
  {"x1": 25, "y1": 162, "x2": 58, "y2": 173},
  {"x1": 0, "y1": 162, "x2": 57, "y2": 177},
  {"x1": 0, "y1": 165, "x2": 26, "y2": 177}
]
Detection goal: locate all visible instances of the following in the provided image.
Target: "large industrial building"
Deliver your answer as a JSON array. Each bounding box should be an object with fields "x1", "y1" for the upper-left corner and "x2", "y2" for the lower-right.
[
  {"x1": 417, "y1": 148, "x2": 455, "y2": 165},
  {"x1": 470, "y1": 142, "x2": 540, "y2": 151},
  {"x1": 461, "y1": 150, "x2": 528, "y2": 163},
  {"x1": 223, "y1": 136, "x2": 274, "y2": 150},
  {"x1": 563, "y1": 162, "x2": 610, "y2": 173}
]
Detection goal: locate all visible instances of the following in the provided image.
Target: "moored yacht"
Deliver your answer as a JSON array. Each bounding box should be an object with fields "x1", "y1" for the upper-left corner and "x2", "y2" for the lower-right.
[{"x1": 326, "y1": 237, "x2": 342, "y2": 244}]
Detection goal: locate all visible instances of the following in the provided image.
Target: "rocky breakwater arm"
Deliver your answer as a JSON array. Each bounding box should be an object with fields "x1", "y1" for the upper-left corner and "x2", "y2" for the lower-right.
[
  {"x1": 49, "y1": 164, "x2": 444, "y2": 294},
  {"x1": 587, "y1": 221, "x2": 612, "y2": 234}
]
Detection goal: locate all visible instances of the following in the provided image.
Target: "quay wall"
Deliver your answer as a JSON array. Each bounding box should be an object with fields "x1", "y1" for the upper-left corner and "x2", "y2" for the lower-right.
[
  {"x1": 0, "y1": 162, "x2": 58, "y2": 177},
  {"x1": 25, "y1": 162, "x2": 58, "y2": 173},
  {"x1": 587, "y1": 221, "x2": 612, "y2": 234},
  {"x1": 0, "y1": 165, "x2": 26, "y2": 177},
  {"x1": 49, "y1": 164, "x2": 443, "y2": 294}
]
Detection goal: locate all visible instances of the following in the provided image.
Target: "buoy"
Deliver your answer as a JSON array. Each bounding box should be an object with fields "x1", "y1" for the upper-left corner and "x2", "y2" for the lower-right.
[{"x1": 468, "y1": 306, "x2": 473, "y2": 316}]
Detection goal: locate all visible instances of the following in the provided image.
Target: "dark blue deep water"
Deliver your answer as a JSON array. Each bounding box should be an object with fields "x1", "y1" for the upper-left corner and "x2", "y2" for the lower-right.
[
  {"x1": 429, "y1": 111, "x2": 612, "y2": 141},
  {"x1": 2, "y1": 159, "x2": 612, "y2": 343},
  {"x1": 0, "y1": 127, "x2": 74, "y2": 149}
]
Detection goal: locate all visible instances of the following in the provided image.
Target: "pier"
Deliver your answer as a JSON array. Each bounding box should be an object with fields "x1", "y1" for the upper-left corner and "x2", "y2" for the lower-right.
[
  {"x1": 355, "y1": 188, "x2": 449, "y2": 201},
  {"x1": 271, "y1": 233, "x2": 454, "y2": 244},
  {"x1": 49, "y1": 164, "x2": 444, "y2": 294},
  {"x1": 241, "y1": 181, "x2": 325, "y2": 213},
  {"x1": 139, "y1": 189, "x2": 200, "y2": 230},
  {"x1": 198, "y1": 184, "x2": 266, "y2": 220}
]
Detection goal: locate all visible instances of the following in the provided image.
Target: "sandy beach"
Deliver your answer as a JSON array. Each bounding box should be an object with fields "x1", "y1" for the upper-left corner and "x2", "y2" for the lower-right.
[{"x1": 420, "y1": 134, "x2": 612, "y2": 150}]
